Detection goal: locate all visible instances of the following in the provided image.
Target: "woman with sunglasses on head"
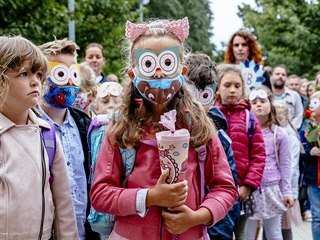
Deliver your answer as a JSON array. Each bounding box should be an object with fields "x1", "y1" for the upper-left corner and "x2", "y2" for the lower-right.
[
  {"x1": 248, "y1": 86, "x2": 294, "y2": 240},
  {"x1": 215, "y1": 64, "x2": 266, "y2": 240}
]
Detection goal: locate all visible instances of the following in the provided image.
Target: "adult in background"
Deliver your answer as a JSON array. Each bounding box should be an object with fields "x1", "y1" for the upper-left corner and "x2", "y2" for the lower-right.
[
  {"x1": 224, "y1": 30, "x2": 272, "y2": 90},
  {"x1": 84, "y1": 43, "x2": 107, "y2": 84},
  {"x1": 271, "y1": 65, "x2": 304, "y2": 129}
]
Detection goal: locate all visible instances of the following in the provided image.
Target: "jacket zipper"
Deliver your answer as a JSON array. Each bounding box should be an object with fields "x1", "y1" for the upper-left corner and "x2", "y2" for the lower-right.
[
  {"x1": 159, "y1": 213, "x2": 163, "y2": 240},
  {"x1": 39, "y1": 133, "x2": 46, "y2": 240}
]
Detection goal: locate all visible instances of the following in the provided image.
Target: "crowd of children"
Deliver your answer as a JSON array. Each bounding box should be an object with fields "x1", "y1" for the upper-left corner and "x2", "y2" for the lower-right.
[{"x1": 0, "y1": 17, "x2": 319, "y2": 240}]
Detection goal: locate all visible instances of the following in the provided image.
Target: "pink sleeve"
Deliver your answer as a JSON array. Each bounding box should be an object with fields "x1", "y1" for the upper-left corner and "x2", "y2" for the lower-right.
[{"x1": 200, "y1": 134, "x2": 238, "y2": 226}]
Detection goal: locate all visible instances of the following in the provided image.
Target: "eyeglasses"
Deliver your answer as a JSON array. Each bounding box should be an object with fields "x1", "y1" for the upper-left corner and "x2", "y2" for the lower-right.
[{"x1": 248, "y1": 89, "x2": 268, "y2": 101}]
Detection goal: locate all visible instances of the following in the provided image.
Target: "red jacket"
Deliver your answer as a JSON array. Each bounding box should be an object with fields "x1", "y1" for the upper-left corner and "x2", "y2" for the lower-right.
[
  {"x1": 217, "y1": 100, "x2": 266, "y2": 190},
  {"x1": 90, "y1": 131, "x2": 238, "y2": 240}
]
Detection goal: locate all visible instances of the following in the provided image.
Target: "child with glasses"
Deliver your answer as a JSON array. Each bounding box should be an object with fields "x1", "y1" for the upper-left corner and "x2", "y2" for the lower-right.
[
  {"x1": 215, "y1": 64, "x2": 266, "y2": 240},
  {"x1": 248, "y1": 87, "x2": 294, "y2": 240}
]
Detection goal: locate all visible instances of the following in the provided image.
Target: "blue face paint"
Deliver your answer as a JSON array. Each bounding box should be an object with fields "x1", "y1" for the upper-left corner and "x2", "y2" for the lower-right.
[
  {"x1": 43, "y1": 77, "x2": 80, "y2": 109},
  {"x1": 133, "y1": 74, "x2": 184, "y2": 105}
]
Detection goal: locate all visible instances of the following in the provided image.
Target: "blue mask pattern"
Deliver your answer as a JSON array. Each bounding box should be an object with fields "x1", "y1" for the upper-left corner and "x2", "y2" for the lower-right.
[
  {"x1": 43, "y1": 77, "x2": 80, "y2": 109},
  {"x1": 133, "y1": 74, "x2": 184, "y2": 105}
]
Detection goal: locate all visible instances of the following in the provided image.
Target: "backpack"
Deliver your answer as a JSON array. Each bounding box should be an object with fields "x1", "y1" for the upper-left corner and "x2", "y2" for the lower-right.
[
  {"x1": 87, "y1": 113, "x2": 208, "y2": 238},
  {"x1": 41, "y1": 121, "x2": 57, "y2": 184},
  {"x1": 245, "y1": 109, "x2": 256, "y2": 142},
  {"x1": 87, "y1": 113, "x2": 137, "y2": 236}
]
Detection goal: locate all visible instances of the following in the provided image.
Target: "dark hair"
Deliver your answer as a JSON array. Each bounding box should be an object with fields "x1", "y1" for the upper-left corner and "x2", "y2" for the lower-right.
[
  {"x1": 184, "y1": 52, "x2": 218, "y2": 89},
  {"x1": 224, "y1": 30, "x2": 262, "y2": 64},
  {"x1": 272, "y1": 64, "x2": 287, "y2": 75}
]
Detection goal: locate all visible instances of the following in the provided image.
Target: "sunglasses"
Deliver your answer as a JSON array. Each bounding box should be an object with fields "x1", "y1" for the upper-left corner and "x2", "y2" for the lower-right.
[{"x1": 248, "y1": 89, "x2": 268, "y2": 101}]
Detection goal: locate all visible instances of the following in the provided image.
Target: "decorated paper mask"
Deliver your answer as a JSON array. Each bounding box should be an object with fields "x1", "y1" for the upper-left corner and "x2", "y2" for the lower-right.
[
  {"x1": 132, "y1": 46, "x2": 184, "y2": 105},
  {"x1": 190, "y1": 84, "x2": 216, "y2": 106},
  {"x1": 309, "y1": 98, "x2": 320, "y2": 110},
  {"x1": 240, "y1": 60, "x2": 265, "y2": 93},
  {"x1": 248, "y1": 89, "x2": 268, "y2": 101},
  {"x1": 43, "y1": 62, "x2": 81, "y2": 109}
]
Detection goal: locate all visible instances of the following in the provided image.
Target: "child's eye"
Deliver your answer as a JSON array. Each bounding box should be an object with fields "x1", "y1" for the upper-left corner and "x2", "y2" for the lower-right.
[
  {"x1": 18, "y1": 72, "x2": 28, "y2": 77},
  {"x1": 36, "y1": 71, "x2": 43, "y2": 80}
]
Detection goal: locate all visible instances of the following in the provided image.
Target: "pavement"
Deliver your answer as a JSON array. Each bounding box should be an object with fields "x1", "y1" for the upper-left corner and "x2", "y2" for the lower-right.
[{"x1": 257, "y1": 220, "x2": 313, "y2": 240}]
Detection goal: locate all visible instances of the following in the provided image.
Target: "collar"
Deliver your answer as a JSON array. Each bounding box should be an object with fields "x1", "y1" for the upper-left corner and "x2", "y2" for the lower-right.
[
  {"x1": 0, "y1": 109, "x2": 50, "y2": 135},
  {"x1": 37, "y1": 105, "x2": 74, "y2": 128}
]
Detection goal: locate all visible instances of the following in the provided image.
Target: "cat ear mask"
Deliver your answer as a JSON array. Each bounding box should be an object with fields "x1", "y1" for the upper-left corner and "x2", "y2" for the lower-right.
[{"x1": 125, "y1": 17, "x2": 189, "y2": 43}]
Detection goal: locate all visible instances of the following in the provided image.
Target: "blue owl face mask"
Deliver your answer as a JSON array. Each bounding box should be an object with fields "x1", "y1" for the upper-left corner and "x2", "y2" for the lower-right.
[
  {"x1": 132, "y1": 46, "x2": 184, "y2": 105},
  {"x1": 43, "y1": 62, "x2": 81, "y2": 109}
]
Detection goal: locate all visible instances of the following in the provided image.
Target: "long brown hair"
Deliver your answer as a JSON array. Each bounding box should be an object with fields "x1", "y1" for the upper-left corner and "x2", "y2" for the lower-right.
[
  {"x1": 111, "y1": 21, "x2": 215, "y2": 148},
  {"x1": 111, "y1": 78, "x2": 214, "y2": 149},
  {"x1": 224, "y1": 30, "x2": 263, "y2": 64}
]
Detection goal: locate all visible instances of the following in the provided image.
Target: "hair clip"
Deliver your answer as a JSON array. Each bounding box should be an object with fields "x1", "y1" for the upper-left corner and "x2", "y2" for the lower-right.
[{"x1": 125, "y1": 17, "x2": 189, "y2": 43}]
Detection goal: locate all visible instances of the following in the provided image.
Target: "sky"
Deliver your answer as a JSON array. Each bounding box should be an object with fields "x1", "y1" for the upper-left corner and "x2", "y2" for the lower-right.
[{"x1": 210, "y1": 0, "x2": 256, "y2": 50}]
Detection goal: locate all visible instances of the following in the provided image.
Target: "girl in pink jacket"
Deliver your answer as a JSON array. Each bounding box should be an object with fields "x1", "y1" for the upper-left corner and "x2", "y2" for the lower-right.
[
  {"x1": 90, "y1": 18, "x2": 238, "y2": 240},
  {"x1": 215, "y1": 64, "x2": 266, "y2": 239}
]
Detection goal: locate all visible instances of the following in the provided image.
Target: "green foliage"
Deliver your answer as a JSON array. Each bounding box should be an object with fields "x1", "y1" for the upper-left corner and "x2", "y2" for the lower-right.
[
  {"x1": 75, "y1": 0, "x2": 139, "y2": 75},
  {"x1": 0, "y1": 0, "x2": 140, "y2": 78},
  {"x1": 144, "y1": 0, "x2": 216, "y2": 57},
  {"x1": 238, "y1": 0, "x2": 320, "y2": 79},
  {"x1": 0, "y1": 0, "x2": 69, "y2": 44}
]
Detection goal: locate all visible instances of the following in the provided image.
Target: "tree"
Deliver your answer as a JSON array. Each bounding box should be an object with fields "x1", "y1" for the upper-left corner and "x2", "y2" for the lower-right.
[
  {"x1": 144, "y1": 0, "x2": 216, "y2": 57},
  {"x1": 0, "y1": 0, "x2": 140, "y2": 77},
  {"x1": 238, "y1": 0, "x2": 320, "y2": 78}
]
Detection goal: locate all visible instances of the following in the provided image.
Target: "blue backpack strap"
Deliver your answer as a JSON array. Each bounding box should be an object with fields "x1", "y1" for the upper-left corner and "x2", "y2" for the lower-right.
[
  {"x1": 245, "y1": 109, "x2": 256, "y2": 142},
  {"x1": 41, "y1": 121, "x2": 56, "y2": 184},
  {"x1": 119, "y1": 147, "x2": 137, "y2": 178}
]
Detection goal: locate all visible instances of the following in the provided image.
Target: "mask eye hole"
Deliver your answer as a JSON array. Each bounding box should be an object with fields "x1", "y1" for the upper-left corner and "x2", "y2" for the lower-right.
[
  {"x1": 159, "y1": 50, "x2": 178, "y2": 76},
  {"x1": 199, "y1": 87, "x2": 214, "y2": 106},
  {"x1": 138, "y1": 52, "x2": 157, "y2": 77},
  {"x1": 50, "y1": 65, "x2": 69, "y2": 85},
  {"x1": 69, "y1": 65, "x2": 81, "y2": 86}
]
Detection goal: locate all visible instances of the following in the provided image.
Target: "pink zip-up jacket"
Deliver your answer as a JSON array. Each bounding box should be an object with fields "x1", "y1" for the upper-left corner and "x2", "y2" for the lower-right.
[
  {"x1": 90, "y1": 131, "x2": 238, "y2": 240},
  {"x1": 217, "y1": 100, "x2": 266, "y2": 191}
]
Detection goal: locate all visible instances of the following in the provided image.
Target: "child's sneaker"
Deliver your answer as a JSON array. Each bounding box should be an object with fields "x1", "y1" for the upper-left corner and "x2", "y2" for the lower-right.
[{"x1": 303, "y1": 210, "x2": 312, "y2": 222}]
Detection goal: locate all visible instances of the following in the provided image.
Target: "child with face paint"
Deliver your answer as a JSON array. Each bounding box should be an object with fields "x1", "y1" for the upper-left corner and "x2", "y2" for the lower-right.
[
  {"x1": 184, "y1": 52, "x2": 240, "y2": 239},
  {"x1": 90, "y1": 18, "x2": 238, "y2": 240},
  {"x1": 0, "y1": 36, "x2": 77, "y2": 239},
  {"x1": 38, "y1": 38, "x2": 99, "y2": 240},
  {"x1": 215, "y1": 64, "x2": 266, "y2": 240},
  {"x1": 248, "y1": 87, "x2": 294, "y2": 240}
]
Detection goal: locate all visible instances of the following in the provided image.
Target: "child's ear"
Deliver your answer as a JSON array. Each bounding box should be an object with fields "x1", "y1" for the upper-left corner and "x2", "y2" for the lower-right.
[
  {"x1": 182, "y1": 66, "x2": 188, "y2": 76},
  {"x1": 127, "y1": 69, "x2": 135, "y2": 81}
]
